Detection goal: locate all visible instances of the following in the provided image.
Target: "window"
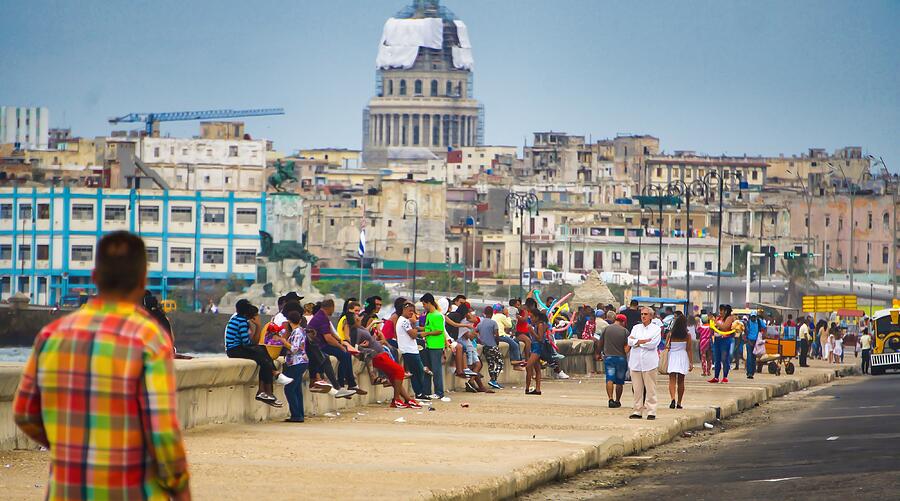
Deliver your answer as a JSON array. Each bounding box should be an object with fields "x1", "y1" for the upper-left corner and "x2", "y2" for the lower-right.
[
  {"x1": 229, "y1": 145, "x2": 238, "y2": 157},
  {"x1": 71, "y1": 245, "x2": 92, "y2": 262},
  {"x1": 104, "y1": 204, "x2": 126, "y2": 221},
  {"x1": 838, "y1": 218, "x2": 843, "y2": 231},
  {"x1": 884, "y1": 246, "x2": 890, "y2": 265},
  {"x1": 235, "y1": 208, "x2": 257, "y2": 224},
  {"x1": 399, "y1": 80, "x2": 407, "y2": 95},
  {"x1": 19, "y1": 204, "x2": 32, "y2": 220},
  {"x1": 37, "y1": 203, "x2": 50, "y2": 220},
  {"x1": 388, "y1": 80, "x2": 394, "y2": 95},
  {"x1": 170, "y1": 247, "x2": 191, "y2": 264},
  {"x1": 825, "y1": 215, "x2": 830, "y2": 227},
  {"x1": 414, "y1": 79, "x2": 422, "y2": 94},
  {"x1": 649, "y1": 260, "x2": 658, "y2": 270},
  {"x1": 430, "y1": 80, "x2": 438, "y2": 96},
  {"x1": 204, "y1": 207, "x2": 226, "y2": 223},
  {"x1": 656, "y1": 167, "x2": 662, "y2": 177},
  {"x1": 153, "y1": 147, "x2": 160, "y2": 158},
  {"x1": 146, "y1": 246, "x2": 159, "y2": 263},
  {"x1": 705, "y1": 261, "x2": 713, "y2": 271},
  {"x1": 0, "y1": 204, "x2": 11, "y2": 219},
  {"x1": 446, "y1": 81, "x2": 452, "y2": 95},
  {"x1": 867, "y1": 212, "x2": 873, "y2": 230},
  {"x1": 139, "y1": 206, "x2": 160, "y2": 223},
  {"x1": 203, "y1": 248, "x2": 225, "y2": 264},
  {"x1": 574, "y1": 250, "x2": 584, "y2": 269},
  {"x1": 236, "y1": 249, "x2": 256, "y2": 265},
  {"x1": 612, "y1": 252, "x2": 622, "y2": 265},
  {"x1": 689, "y1": 261, "x2": 696, "y2": 271},
  {"x1": 885, "y1": 212, "x2": 892, "y2": 230},
  {"x1": 593, "y1": 251, "x2": 603, "y2": 269},
  {"x1": 72, "y1": 204, "x2": 94, "y2": 221},
  {"x1": 556, "y1": 250, "x2": 563, "y2": 267},
  {"x1": 36, "y1": 244, "x2": 49, "y2": 261},
  {"x1": 171, "y1": 206, "x2": 192, "y2": 223},
  {"x1": 0, "y1": 245, "x2": 11, "y2": 259},
  {"x1": 672, "y1": 260, "x2": 678, "y2": 269}
]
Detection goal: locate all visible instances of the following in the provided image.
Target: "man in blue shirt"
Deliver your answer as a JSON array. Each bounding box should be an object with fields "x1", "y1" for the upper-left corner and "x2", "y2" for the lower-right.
[{"x1": 744, "y1": 312, "x2": 766, "y2": 379}]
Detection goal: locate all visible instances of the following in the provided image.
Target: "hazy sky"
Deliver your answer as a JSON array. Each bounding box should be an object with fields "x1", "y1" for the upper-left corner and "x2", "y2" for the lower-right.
[{"x1": 2, "y1": 0, "x2": 898, "y2": 171}]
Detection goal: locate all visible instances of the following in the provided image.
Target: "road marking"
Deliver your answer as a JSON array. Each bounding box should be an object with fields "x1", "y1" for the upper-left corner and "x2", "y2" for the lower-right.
[
  {"x1": 751, "y1": 477, "x2": 802, "y2": 483},
  {"x1": 826, "y1": 436, "x2": 839, "y2": 441},
  {"x1": 805, "y1": 412, "x2": 900, "y2": 422}
]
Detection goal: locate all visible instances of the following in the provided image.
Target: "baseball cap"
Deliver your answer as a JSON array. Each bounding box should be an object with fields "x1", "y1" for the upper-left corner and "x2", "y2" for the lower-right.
[
  {"x1": 492, "y1": 303, "x2": 503, "y2": 312},
  {"x1": 615, "y1": 313, "x2": 627, "y2": 322}
]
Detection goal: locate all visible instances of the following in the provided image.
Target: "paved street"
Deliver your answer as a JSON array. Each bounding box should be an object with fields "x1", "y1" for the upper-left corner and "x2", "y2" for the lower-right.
[{"x1": 529, "y1": 373, "x2": 900, "y2": 500}]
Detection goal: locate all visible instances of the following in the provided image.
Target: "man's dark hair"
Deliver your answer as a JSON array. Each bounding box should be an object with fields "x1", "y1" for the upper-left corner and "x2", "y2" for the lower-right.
[
  {"x1": 277, "y1": 295, "x2": 287, "y2": 308},
  {"x1": 287, "y1": 310, "x2": 303, "y2": 324},
  {"x1": 629, "y1": 299, "x2": 639, "y2": 307},
  {"x1": 320, "y1": 299, "x2": 335, "y2": 309},
  {"x1": 452, "y1": 294, "x2": 466, "y2": 303},
  {"x1": 94, "y1": 231, "x2": 147, "y2": 295}
]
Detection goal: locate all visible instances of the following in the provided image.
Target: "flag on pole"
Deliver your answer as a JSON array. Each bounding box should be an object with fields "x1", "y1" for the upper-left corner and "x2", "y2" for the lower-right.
[{"x1": 358, "y1": 229, "x2": 366, "y2": 257}]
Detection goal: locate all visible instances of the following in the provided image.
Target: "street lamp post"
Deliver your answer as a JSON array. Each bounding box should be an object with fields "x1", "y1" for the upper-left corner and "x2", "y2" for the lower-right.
[
  {"x1": 787, "y1": 168, "x2": 813, "y2": 287},
  {"x1": 403, "y1": 200, "x2": 419, "y2": 300},
  {"x1": 640, "y1": 186, "x2": 668, "y2": 298},
  {"x1": 828, "y1": 161, "x2": 865, "y2": 294},
  {"x1": 664, "y1": 179, "x2": 710, "y2": 315},
  {"x1": 867, "y1": 155, "x2": 897, "y2": 301},
  {"x1": 702, "y1": 169, "x2": 744, "y2": 308},
  {"x1": 506, "y1": 192, "x2": 539, "y2": 296},
  {"x1": 640, "y1": 204, "x2": 663, "y2": 297}
]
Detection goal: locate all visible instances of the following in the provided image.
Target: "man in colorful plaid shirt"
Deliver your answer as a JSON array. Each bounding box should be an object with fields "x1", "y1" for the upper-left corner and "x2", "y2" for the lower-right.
[{"x1": 14, "y1": 231, "x2": 191, "y2": 500}]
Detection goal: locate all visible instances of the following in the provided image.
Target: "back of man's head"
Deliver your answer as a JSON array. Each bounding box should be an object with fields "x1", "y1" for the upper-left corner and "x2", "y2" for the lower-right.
[
  {"x1": 630, "y1": 299, "x2": 639, "y2": 308},
  {"x1": 94, "y1": 231, "x2": 147, "y2": 297},
  {"x1": 321, "y1": 299, "x2": 335, "y2": 311}
]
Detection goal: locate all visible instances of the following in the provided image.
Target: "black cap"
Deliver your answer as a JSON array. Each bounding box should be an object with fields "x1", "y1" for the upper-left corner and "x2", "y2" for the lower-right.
[{"x1": 283, "y1": 291, "x2": 304, "y2": 303}]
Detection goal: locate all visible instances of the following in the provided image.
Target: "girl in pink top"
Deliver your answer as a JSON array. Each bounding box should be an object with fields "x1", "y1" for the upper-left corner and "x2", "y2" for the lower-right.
[{"x1": 696, "y1": 315, "x2": 713, "y2": 377}]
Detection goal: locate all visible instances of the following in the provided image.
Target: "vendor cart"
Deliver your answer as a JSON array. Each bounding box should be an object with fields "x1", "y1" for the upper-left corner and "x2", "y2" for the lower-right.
[{"x1": 753, "y1": 303, "x2": 799, "y2": 375}]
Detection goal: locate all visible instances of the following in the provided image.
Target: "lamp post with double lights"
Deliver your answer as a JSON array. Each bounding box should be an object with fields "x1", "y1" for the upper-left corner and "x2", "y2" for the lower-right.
[
  {"x1": 702, "y1": 169, "x2": 745, "y2": 308},
  {"x1": 663, "y1": 179, "x2": 711, "y2": 314},
  {"x1": 827, "y1": 161, "x2": 866, "y2": 293},
  {"x1": 867, "y1": 154, "x2": 897, "y2": 300},
  {"x1": 639, "y1": 203, "x2": 664, "y2": 298},
  {"x1": 505, "y1": 192, "x2": 539, "y2": 294},
  {"x1": 637, "y1": 185, "x2": 680, "y2": 298},
  {"x1": 402, "y1": 200, "x2": 419, "y2": 300}
]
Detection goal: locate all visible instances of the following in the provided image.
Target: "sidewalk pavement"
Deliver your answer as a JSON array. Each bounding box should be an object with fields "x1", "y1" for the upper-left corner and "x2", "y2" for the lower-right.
[{"x1": 0, "y1": 360, "x2": 858, "y2": 500}]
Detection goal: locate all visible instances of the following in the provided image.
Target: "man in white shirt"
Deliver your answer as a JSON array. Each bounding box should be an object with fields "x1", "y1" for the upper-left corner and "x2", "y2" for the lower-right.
[
  {"x1": 627, "y1": 307, "x2": 662, "y2": 420},
  {"x1": 859, "y1": 320, "x2": 873, "y2": 375}
]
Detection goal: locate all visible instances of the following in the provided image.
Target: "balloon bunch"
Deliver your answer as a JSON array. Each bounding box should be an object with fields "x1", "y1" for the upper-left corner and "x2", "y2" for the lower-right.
[{"x1": 533, "y1": 290, "x2": 574, "y2": 333}]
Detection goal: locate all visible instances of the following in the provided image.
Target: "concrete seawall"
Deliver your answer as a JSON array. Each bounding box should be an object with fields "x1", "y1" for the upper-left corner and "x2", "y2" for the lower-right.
[{"x1": 1, "y1": 339, "x2": 594, "y2": 451}]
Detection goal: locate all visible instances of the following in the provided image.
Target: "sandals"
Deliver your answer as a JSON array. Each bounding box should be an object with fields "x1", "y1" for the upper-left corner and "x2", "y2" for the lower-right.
[{"x1": 526, "y1": 389, "x2": 542, "y2": 395}]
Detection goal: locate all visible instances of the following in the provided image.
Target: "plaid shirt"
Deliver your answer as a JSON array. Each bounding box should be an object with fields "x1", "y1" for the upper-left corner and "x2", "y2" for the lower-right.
[{"x1": 14, "y1": 299, "x2": 190, "y2": 500}]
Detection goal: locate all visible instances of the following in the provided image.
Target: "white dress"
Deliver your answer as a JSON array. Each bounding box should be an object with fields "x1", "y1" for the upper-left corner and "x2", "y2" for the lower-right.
[{"x1": 667, "y1": 341, "x2": 690, "y2": 375}]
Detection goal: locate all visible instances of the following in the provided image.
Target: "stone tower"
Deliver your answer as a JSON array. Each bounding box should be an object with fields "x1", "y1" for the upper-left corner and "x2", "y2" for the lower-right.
[{"x1": 361, "y1": 0, "x2": 483, "y2": 167}]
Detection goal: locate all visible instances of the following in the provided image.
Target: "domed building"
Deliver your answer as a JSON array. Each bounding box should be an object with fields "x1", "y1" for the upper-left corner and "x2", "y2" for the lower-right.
[{"x1": 362, "y1": 0, "x2": 484, "y2": 167}]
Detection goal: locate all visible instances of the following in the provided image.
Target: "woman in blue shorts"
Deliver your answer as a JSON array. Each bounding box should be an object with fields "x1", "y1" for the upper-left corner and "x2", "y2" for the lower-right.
[{"x1": 525, "y1": 309, "x2": 548, "y2": 395}]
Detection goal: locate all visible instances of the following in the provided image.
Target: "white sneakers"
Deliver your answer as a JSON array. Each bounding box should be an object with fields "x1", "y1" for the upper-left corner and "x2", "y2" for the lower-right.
[
  {"x1": 556, "y1": 370, "x2": 570, "y2": 379},
  {"x1": 275, "y1": 373, "x2": 294, "y2": 385}
]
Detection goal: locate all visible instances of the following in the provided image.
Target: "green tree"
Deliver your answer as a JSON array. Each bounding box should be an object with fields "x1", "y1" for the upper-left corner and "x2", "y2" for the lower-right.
[
  {"x1": 312, "y1": 279, "x2": 390, "y2": 302},
  {"x1": 418, "y1": 271, "x2": 480, "y2": 295},
  {"x1": 731, "y1": 244, "x2": 754, "y2": 275},
  {"x1": 777, "y1": 258, "x2": 818, "y2": 308}
]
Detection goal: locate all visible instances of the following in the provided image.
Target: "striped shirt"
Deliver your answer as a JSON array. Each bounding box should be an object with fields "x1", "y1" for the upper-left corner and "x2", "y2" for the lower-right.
[
  {"x1": 224, "y1": 313, "x2": 251, "y2": 349},
  {"x1": 13, "y1": 299, "x2": 190, "y2": 500}
]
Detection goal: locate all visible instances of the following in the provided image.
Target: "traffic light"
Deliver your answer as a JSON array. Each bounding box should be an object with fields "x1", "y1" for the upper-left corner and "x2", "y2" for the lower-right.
[{"x1": 783, "y1": 251, "x2": 799, "y2": 259}]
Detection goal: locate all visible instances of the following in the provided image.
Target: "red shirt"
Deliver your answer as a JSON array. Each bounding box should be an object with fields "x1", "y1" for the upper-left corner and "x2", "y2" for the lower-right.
[{"x1": 381, "y1": 316, "x2": 397, "y2": 340}]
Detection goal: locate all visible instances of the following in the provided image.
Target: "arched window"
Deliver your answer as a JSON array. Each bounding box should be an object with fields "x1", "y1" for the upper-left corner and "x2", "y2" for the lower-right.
[
  {"x1": 399, "y1": 80, "x2": 407, "y2": 96},
  {"x1": 430, "y1": 80, "x2": 438, "y2": 96},
  {"x1": 388, "y1": 80, "x2": 394, "y2": 95},
  {"x1": 446, "y1": 81, "x2": 452, "y2": 96},
  {"x1": 414, "y1": 79, "x2": 422, "y2": 95},
  {"x1": 883, "y1": 246, "x2": 889, "y2": 264},
  {"x1": 884, "y1": 212, "x2": 891, "y2": 230}
]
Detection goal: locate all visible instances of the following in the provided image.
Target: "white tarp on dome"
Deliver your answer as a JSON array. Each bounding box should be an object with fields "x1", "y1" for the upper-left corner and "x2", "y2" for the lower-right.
[
  {"x1": 376, "y1": 17, "x2": 444, "y2": 69},
  {"x1": 452, "y1": 20, "x2": 474, "y2": 70}
]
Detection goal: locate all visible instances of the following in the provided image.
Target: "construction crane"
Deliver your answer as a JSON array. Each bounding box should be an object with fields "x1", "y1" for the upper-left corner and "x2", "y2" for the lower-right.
[{"x1": 108, "y1": 108, "x2": 285, "y2": 136}]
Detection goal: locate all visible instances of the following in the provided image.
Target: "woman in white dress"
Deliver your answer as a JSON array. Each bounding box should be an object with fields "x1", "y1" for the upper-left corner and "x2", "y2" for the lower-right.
[
  {"x1": 832, "y1": 329, "x2": 843, "y2": 363},
  {"x1": 667, "y1": 313, "x2": 693, "y2": 409}
]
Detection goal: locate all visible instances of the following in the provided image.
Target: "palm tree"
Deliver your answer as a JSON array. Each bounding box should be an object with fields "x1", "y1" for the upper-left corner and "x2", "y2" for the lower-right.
[
  {"x1": 731, "y1": 244, "x2": 754, "y2": 276},
  {"x1": 777, "y1": 258, "x2": 818, "y2": 308}
]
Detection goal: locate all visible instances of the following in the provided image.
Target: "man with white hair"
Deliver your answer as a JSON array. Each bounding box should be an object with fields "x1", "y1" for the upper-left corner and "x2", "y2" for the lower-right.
[{"x1": 627, "y1": 306, "x2": 662, "y2": 420}]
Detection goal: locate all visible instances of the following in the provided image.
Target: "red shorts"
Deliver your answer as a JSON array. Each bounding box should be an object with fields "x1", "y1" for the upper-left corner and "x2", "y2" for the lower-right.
[{"x1": 372, "y1": 352, "x2": 405, "y2": 382}]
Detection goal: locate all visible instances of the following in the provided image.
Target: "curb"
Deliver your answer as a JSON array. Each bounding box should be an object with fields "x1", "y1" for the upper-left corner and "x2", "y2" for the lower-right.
[{"x1": 428, "y1": 364, "x2": 859, "y2": 501}]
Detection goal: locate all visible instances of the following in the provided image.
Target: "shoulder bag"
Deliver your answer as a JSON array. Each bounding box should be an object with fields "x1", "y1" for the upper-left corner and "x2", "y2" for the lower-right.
[{"x1": 658, "y1": 332, "x2": 673, "y2": 375}]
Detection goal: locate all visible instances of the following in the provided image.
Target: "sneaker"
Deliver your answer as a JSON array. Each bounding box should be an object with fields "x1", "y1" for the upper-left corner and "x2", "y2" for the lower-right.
[
  {"x1": 275, "y1": 373, "x2": 294, "y2": 385},
  {"x1": 334, "y1": 388, "x2": 356, "y2": 398},
  {"x1": 390, "y1": 399, "x2": 410, "y2": 408},
  {"x1": 608, "y1": 399, "x2": 617, "y2": 408},
  {"x1": 707, "y1": 378, "x2": 719, "y2": 383},
  {"x1": 416, "y1": 394, "x2": 432, "y2": 401},
  {"x1": 646, "y1": 415, "x2": 656, "y2": 420},
  {"x1": 721, "y1": 377, "x2": 729, "y2": 383},
  {"x1": 552, "y1": 352, "x2": 566, "y2": 360},
  {"x1": 269, "y1": 399, "x2": 284, "y2": 408},
  {"x1": 350, "y1": 386, "x2": 368, "y2": 396},
  {"x1": 670, "y1": 400, "x2": 676, "y2": 409},
  {"x1": 488, "y1": 380, "x2": 503, "y2": 390},
  {"x1": 427, "y1": 394, "x2": 441, "y2": 400},
  {"x1": 440, "y1": 396, "x2": 451, "y2": 402},
  {"x1": 556, "y1": 370, "x2": 570, "y2": 379},
  {"x1": 406, "y1": 399, "x2": 423, "y2": 409},
  {"x1": 747, "y1": 375, "x2": 754, "y2": 379},
  {"x1": 313, "y1": 380, "x2": 332, "y2": 391},
  {"x1": 255, "y1": 392, "x2": 276, "y2": 403},
  {"x1": 463, "y1": 368, "x2": 480, "y2": 378},
  {"x1": 629, "y1": 414, "x2": 642, "y2": 419},
  {"x1": 464, "y1": 381, "x2": 478, "y2": 393},
  {"x1": 612, "y1": 400, "x2": 622, "y2": 408}
]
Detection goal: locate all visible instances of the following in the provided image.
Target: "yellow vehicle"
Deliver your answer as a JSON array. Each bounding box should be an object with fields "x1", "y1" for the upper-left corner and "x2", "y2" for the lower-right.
[
  {"x1": 160, "y1": 299, "x2": 177, "y2": 313},
  {"x1": 870, "y1": 308, "x2": 900, "y2": 375}
]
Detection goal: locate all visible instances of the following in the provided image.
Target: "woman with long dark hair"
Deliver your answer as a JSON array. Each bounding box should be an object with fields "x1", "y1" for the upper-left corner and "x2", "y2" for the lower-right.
[
  {"x1": 525, "y1": 308, "x2": 548, "y2": 395},
  {"x1": 709, "y1": 304, "x2": 736, "y2": 383},
  {"x1": 666, "y1": 314, "x2": 693, "y2": 408}
]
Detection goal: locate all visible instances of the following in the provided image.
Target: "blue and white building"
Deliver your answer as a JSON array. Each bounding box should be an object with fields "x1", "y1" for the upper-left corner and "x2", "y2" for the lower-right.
[{"x1": 0, "y1": 186, "x2": 265, "y2": 305}]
